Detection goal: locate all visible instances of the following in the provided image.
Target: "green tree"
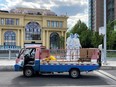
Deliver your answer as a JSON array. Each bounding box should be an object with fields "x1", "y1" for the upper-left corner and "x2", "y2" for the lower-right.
[
  {"x1": 67, "y1": 20, "x2": 104, "y2": 48},
  {"x1": 107, "y1": 31, "x2": 116, "y2": 49},
  {"x1": 70, "y1": 20, "x2": 87, "y2": 35},
  {"x1": 91, "y1": 32, "x2": 103, "y2": 48},
  {"x1": 59, "y1": 36, "x2": 65, "y2": 49},
  {"x1": 107, "y1": 21, "x2": 116, "y2": 50},
  {"x1": 66, "y1": 32, "x2": 70, "y2": 38},
  {"x1": 80, "y1": 30, "x2": 93, "y2": 48}
]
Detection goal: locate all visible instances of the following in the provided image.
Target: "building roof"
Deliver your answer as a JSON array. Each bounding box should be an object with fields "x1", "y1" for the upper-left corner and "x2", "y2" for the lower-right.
[
  {"x1": 9, "y1": 7, "x2": 57, "y2": 16},
  {"x1": 0, "y1": 10, "x2": 9, "y2": 13}
]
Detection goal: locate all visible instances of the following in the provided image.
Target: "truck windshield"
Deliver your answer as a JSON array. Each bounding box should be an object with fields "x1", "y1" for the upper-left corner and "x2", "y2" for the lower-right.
[
  {"x1": 18, "y1": 48, "x2": 25, "y2": 58},
  {"x1": 24, "y1": 48, "x2": 36, "y2": 56},
  {"x1": 18, "y1": 48, "x2": 36, "y2": 59}
]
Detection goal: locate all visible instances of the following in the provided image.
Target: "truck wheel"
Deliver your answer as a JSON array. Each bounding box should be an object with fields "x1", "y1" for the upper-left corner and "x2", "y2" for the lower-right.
[
  {"x1": 23, "y1": 67, "x2": 34, "y2": 77},
  {"x1": 69, "y1": 69, "x2": 80, "y2": 79}
]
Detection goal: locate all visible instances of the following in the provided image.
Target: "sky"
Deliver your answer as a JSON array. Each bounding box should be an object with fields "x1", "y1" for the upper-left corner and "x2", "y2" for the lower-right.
[{"x1": 0, "y1": 0, "x2": 88, "y2": 30}]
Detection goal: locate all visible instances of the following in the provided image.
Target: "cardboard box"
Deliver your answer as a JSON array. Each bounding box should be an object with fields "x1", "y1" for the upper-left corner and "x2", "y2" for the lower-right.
[
  {"x1": 79, "y1": 48, "x2": 99, "y2": 62},
  {"x1": 80, "y1": 48, "x2": 88, "y2": 58},
  {"x1": 87, "y1": 48, "x2": 98, "y2": 58},
  {"x1": 40, "y1": 50, "x2": 50, "y2": 59},
  {"x1": 87, "y1": 48, "x2": 95, "y2": 58}
]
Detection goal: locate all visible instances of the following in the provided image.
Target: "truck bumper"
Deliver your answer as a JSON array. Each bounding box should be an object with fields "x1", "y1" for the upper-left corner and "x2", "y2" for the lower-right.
[{"x1": 14, "y1": 64, "x2": 23, "y2": 71}]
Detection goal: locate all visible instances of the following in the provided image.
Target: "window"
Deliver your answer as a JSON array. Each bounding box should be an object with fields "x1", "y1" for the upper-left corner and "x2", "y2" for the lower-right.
[
  {"x1": 25, "y1": 22, "x2": 41, "y2": 40},
  {"x1": 16, "y1": 19, "x2": 19, "y2": 25},
  {"x1": 59, "y1": 21, "x2": 63, "y2": 28},
  {"x1": 47, "y1": 20, "x2": 50, "y2": 27},
  {"x1": 48, "y1": 21, "x2": 63, "y2": 28},
  {"x1": 50, "y1": 32, "x2": 60, "y2": 49},
  {"x1": 56, "y1": 21, "x2": 59, "y2": 27},
  {"x1": 5, "y1": 18, "x2": 14, "y2": 25},
  {"x1": 1, "y1": 18, "x2": 4, "y2": 25},
  {"x1": 51, "y1": 21, "x2": 59, "y2": 28},
  {"x1": 4, "y1": 31, "x2": 16, "y2": 46},
  {"x1": 51, "y1": 21, "x2": 54, "y2": 27},
  {"x1": 54, "y1": 21, "x2": 57, "y2": 28}
]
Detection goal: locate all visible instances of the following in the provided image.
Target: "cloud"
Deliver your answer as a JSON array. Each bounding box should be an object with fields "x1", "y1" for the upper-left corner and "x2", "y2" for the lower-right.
[
  {"x1": 51, "y1": 4, "x2": 87, "y2": 16},
  {"x1": 0, "y1": 0, "x2": 88, "y2": 30},
  {"x1": 68, "y1": 13, "x2": 88, "y2": 30}
]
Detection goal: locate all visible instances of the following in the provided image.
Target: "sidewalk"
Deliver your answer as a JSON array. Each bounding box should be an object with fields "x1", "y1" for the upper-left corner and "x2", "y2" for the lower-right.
[
  {"x1": 101, "y1": 60, "x2": 116, "y2": 70},
  {"x1": 0, "y1": 60, "x2": 15, "y2": 71},
  {"x1": 0, "y1": 59, "x2": 116, "y2": 71}
]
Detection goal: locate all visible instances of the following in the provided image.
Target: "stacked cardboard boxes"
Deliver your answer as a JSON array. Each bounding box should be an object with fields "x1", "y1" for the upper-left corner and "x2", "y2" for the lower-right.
[{"x1": 79, "y1": 48, "x2": 98, "y2": 62}]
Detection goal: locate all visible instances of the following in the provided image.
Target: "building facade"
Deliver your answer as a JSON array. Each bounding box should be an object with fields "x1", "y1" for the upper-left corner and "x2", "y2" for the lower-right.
[
  {"x1": 89, "y1": 0, "x2": 116, "y2": 31},
  {"x1": 0, "y1": 8, "x2": 68, "y2": 49},
  {"x1": 88, "y1": 0, "x2": 104, "y2": 31},
  {"x1": 107, "y1": 0, "x2": 115, "y2": 22}
]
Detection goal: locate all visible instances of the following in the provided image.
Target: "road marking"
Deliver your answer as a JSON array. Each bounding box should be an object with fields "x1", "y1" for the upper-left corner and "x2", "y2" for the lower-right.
[
  {"x1": 94, "y1": 70, "x2": 116, "y2": 85},
  {"x1": 98, "y1": 70, "x2": 116, "y2": 81},
  {"x1": 19, "y1": 85, "x2": 116, "y2": 87}
]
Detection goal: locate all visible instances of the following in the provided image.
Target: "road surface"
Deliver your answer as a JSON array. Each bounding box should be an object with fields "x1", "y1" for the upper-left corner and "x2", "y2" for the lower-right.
[{"x1": 0, "y1": 71, "x2": 116, "y2": 87}]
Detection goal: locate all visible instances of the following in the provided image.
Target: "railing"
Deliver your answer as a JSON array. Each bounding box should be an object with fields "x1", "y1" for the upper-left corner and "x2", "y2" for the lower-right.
[
  {"x1": 50, "y1": 49, "x2": 66, "y2": 59},
  {"x1": 107, "y1": 50, "x2": 116, "y2": 58},
  {"x1": 49, "y1": 48, "x2": 99, "y2": 62},
  {"x1": 0, "y1": 49, "x2": 115, "y2": 60},
  {"x1": 0, "y1": 45, "x2": 21, "y2": 50},
  {"x1": 0, "y1": 50, "x2": 20, "y2": 59}
]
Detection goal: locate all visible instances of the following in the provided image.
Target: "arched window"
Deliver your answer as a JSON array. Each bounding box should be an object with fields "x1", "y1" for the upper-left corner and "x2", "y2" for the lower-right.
[
  {"x1": 4, "y1": 31, "x2": 16, "y2": 46},
  {"x1": 25, "y1": 22, "x2": 41, "y2": 40},
  {"x1": 50, "y1": 32, "x2": 60, "y2": 49}
]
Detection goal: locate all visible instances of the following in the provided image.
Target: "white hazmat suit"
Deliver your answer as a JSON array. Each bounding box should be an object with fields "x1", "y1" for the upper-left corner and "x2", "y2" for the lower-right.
[
  {"x1": 73, "y1": 33, "x2": 81, "y2": 60},
  {"x1": 66, "y1": 34, "x2": 74, "y2": 61}
]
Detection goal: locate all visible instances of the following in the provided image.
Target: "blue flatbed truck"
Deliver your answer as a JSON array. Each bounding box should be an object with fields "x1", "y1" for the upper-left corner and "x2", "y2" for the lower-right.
[{"x1": 14, "y1": 46, "x2": 101, "y2": 78}]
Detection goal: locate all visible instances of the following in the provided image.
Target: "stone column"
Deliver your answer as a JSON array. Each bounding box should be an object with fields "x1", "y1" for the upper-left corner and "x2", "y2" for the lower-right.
[
  {"x1": 17, "y1": 29, "x2": 20, "y2": 46},
  {"x1": 61, "y1": 31, "x2": 63, "y2": 36},
  {"x1": 64, "y1": 31, "x2": 66, "y2": 49},
  {"x1": 0, "y1": 29, "x2": 2, "y2": 45},
  {"x1": 46, "y1": 30, "x2": 49, "y2": 49},
  {"x1": 21, "y1": 29, "x2": 24, "y2": 48},
  {"x1": 42, "y1": 30, "x2": 45, "y2": 46}
]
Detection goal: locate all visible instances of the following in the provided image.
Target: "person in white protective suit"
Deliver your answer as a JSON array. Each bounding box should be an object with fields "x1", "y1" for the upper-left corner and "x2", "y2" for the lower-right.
[
  {"x1": 66, "y1": 33, "x2": 74, "y2": 61},
  {"x1": 73, "y1": 33, "x2": 82, "y2": 61}
]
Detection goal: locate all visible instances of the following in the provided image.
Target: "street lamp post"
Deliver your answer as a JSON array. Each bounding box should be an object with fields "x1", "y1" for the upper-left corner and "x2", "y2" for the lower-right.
[{"x1": 104, "y1": 0, "x2": 107, "y2": 64}]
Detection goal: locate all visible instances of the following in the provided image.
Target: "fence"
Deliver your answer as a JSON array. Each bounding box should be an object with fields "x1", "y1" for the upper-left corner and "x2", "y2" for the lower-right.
[
  {"x1": 0, "y1": 45, "x2": 21, "y2": 50},
  {"x1": 0, "y1": 49, "x2": 115, "y2": 60},
  {"x1": 107, "y1": 50, "x2": 116, "y2": 58},
  {"x1": 0, "y1": 50, "x2": 20, "y2": 59}
]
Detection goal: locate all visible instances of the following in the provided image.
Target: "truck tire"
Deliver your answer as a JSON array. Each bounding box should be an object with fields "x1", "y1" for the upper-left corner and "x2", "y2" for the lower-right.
[
  {"x1": 23, "y1": 67, "x2": 34, "y2": 77},
  {"x1": 69, "y1": 69, "x2": 80, "y2": 79}
]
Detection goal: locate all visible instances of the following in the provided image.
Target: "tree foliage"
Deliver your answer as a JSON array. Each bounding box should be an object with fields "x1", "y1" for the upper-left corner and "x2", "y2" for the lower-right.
[
  {"x1": 80, "y1": 30, "x2": 93, "y2": 48},
  {"x1": 107, "y1": 21, "x2": 116, "y2": 50},
  {"x1": 91, "y1": 32, "x2": 103, "y2": 48},
  {"x1": 67, "y1": 19, "x2": 116, "y2": 49},
  {"x1": 67, "y1": 20, "x2": 103, "y2": 48},
  {"x1": 70, "y1": 20, "x2": 87, "y2": 35},
  {"x1": 59, "y1": 36, "x2": 65, "y2": 49}
]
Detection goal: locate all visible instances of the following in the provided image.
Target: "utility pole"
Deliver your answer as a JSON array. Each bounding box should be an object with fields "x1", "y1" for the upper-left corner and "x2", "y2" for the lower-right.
[{"x1": 104, "y1": 0, "x2": 107, "y2": 64}]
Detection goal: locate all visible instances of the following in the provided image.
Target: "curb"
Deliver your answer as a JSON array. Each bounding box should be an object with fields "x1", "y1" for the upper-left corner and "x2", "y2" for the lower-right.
[
  {"x1": 100, "y1": 66, "x2": 116, "y2": 70},
  {"x1": 98, "y1": 70, "x2": 116, "y2": 81},
  {"x1": 0, "y1": 65, "x2": 14, "y2": 71}
]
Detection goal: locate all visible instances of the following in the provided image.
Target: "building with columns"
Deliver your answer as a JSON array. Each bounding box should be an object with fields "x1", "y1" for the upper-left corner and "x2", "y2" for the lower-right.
[{"x1": 0, "y1": 8, "x2": 68, "y2": 49}]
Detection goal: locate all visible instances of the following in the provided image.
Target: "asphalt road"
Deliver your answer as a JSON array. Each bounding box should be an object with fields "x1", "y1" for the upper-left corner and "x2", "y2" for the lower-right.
[
  {"x1": 103, "y1": 70, "x2": 116, "y2": 77},
  {"x1": 0, "y1": 71, "x2": 116, "y2": 87}
]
